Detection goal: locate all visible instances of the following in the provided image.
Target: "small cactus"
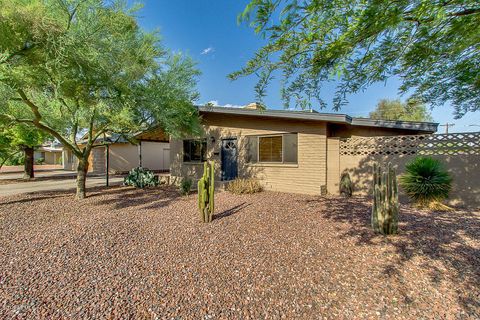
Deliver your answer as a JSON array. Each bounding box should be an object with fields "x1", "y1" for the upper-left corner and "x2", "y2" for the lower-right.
[
  {"x1": 372, "y1": 162, "x2": 399, "y2": 235},
  {"x1": 198, "y1": 161, "x2": 215, "y2": 223}
]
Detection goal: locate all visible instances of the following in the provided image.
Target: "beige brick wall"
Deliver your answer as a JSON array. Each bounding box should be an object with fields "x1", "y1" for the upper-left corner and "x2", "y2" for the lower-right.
[{"x1": 170, "y1": 113, "x2": 327, "y2": 195}]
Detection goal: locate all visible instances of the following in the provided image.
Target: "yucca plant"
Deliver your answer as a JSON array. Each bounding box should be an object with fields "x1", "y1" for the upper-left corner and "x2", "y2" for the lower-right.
[{"x1": 399, "y1": 157, "x2": 453, "y2": 210}]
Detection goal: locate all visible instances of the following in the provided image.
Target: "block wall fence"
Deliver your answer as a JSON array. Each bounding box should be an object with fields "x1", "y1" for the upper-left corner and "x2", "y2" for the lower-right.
[{"x1": 326, "y1": 132, "x2": 480, "y2": 207}]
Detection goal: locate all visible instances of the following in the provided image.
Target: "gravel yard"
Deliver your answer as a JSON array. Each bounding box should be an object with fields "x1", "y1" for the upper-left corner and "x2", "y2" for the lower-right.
[{"x1": 0, "y1": 186, "x2": 479, "y2": 319}]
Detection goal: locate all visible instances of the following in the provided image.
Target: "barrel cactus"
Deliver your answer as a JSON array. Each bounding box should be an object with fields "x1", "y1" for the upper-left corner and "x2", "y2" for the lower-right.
[
  {"x1": 198, "y1": 161, "x2": 215, "y2": 223},
  {"x1": 371, "y1": 162, "x2": 399, "y2": 235}
]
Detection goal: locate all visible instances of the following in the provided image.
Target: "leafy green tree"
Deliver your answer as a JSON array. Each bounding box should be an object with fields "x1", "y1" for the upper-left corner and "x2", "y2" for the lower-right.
[
  {"x1": 0, "y1": 124, "x2": 48, "y2": 178},
  {"x1": 0, "y1": 127, "x2": 16, "y2": 170},
  {"x1": 369, "y1": 98, "x2": 433, "y2": 122},
  {"x1": 230, "y1": 0, "x2": 480, "y2": 117},
  {"x1": 0, "y1": 0, "x2": 200, "y2": 198}
]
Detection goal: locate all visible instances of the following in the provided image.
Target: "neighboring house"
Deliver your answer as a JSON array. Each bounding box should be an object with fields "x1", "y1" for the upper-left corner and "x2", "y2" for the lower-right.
[
  {"x1": 35, "y1": 142, "x2": 63, "y2": 165},
  {"x1": 170, "y1": 103, "x2": 438, "y2": 194},
  {"x1": 63, "y1": 128, "x2": 170, "y2": 174}
]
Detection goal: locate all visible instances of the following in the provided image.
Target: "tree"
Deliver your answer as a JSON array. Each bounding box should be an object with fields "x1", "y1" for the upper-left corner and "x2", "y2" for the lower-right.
[
  {"x1": 0, "y1": 127, "x2": 16, "y2": 171},
  {"x1": 0, "y1": 124, "x2": 48, "y2": 178},
  {"x1": 230, "y1": 1, "x2": 480, "y2": 118},
  {"x1": 11, "y1": 124, "x2": 49, "y2": 179},
  {"x1": 369, "y1": 98, "x2": 433, "y2": 122},
  {"x1": 0, "y1": 0, "x2": 201, "y2": 198}
]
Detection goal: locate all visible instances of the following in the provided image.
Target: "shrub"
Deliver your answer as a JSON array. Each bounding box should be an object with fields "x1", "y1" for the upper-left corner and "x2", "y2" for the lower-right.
[
  {"x1": 399, "y1": 156, "x2": 452, "y2": 208},
  {"x1": 179, "y1": 178, "x2": 193, "y2": 195},
  {"x1": 35, "y1": 157, "x2": 45, "y2": 165},
  {"x1": 226, "y1": 178, "x2": 262, "y2": 194},
  {"x1": 339, "y1": 172, "x2": 353, "y2": 197},
  {"x1": 123, "y1": 167, "x2": 159, "y2": 188}
]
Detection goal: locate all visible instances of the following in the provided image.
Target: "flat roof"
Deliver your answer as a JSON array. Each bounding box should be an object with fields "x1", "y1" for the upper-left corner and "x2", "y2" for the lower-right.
[{"x1": 197, "y1": 106, "x2": 438, "y2": 133}]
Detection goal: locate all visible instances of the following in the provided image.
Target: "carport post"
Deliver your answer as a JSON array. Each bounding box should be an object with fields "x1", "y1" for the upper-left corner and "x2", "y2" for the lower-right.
[
  {"x1": 138, "y1": 140, "x2": 142, "y2": 167},
  {"x1": 105, "y1": 144, "x2": 109, "y2": 187}
]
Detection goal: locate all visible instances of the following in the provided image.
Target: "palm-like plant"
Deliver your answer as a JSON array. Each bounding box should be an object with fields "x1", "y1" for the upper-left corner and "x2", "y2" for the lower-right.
[{"x1": 399, "y1": 157, "x2": 452, "y2": 209}]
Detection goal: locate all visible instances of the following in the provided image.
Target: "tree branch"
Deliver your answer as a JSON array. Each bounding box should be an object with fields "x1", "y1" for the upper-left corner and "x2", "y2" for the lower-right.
[{"x1": 13, "y1": 91, "x2": 82, "y2": 158}]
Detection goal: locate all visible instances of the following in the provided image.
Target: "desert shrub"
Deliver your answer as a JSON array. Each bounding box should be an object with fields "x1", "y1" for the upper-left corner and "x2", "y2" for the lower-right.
[
  {"x1": 179, "y1": 178, "x2": 193, "y2": 195},
  {"x1": 339, "y1": 172, "x2": 353, "y2": 197},
  {"x1": 123, "y1": 167, "x2": 159, "y2": 188},
  {"x1": 399, "y1": 156, "x2": 452, "y2": 208},
  {"x1": 226, "y1": 178, "x2": 262, "y2": 194}
]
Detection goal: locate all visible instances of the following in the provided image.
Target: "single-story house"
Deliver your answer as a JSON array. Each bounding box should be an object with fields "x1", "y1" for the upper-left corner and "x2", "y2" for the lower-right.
[
  {"x1": 170, "y1": 103, "x2": 438, "y2": 194},
  {"x1": 35, "y1": 142, "x2": 63, "y2": 165},
  {"x1": 63, "y1": 128, "x2": 170, "y2": 174}
]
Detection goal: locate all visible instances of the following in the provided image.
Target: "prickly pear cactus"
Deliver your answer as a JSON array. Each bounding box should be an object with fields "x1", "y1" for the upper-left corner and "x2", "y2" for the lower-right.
[
  {"x1": 198, "y1": 161, "x2": 215, "y2": 223},
  {"x1": 372, "y1": 162, "x2": 399, "y2": 235}
]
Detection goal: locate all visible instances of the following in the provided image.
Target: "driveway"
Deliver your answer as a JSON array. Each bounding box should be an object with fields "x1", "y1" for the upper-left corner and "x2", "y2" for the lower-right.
[
  {"x1": 0, "y1": 164, "x2": 63, "y2": 173},
  {"x1": 0, "y1": 173, "x2": 123, "y2": 196},
  {"x1": 0, "y1": 169, "x2": 77, "y2": 181}
]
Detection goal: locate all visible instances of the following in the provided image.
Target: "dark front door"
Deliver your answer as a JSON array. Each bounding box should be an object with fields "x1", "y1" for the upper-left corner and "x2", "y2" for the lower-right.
[{"x1": 221, "y1": 138, "x2": 238, "y2": 181}]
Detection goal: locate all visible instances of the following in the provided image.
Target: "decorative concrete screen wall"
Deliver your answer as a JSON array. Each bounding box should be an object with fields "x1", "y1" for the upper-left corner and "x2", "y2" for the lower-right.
[{"x1": 327, "y1": 132, "x2": 480, "y2": 207}]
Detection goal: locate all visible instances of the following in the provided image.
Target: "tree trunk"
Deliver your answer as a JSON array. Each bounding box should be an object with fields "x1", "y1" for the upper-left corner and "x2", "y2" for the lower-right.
[
  {"x1": 23, "y1": 146, "x2": 34, "y2": 180},
  {"x1": 76, "y1": 158, "x2": 89, "y2": 199}
]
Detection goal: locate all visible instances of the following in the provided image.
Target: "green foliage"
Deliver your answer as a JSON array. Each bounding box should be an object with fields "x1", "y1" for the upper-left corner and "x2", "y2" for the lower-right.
[
  {"x1": 0, "y1": 0, "x2": 201, "y2": 198},
  {"x1": 34, "y1": 157, "x2": 45, "y2": 165},
  {"x1": 339, "y1": 172, "x2": 353, "y2": 197},
  {"x1": 4, "y1": 152, "x2": 23, "y2": 166},
  {"x1": 372, "y1": 163, "x2": 399, "y2": 235},
  {"x1": 0, "y1": 123, "x2": 47, "y2": 167},
  {"x1": 226, "y1": 178, "x2": 263, "y2": 194},
  {"x1": 179, "y1": 178, "x2": 193, "y2": 196},
  {"x1": 232, "y1": 1, "x2": 480, "y2": 117},
  {"x1": 369, "y1": 98, "x2": 433, "y2": 122},
  {"x1": 198, "y1": 161, "x2": 215, "y2": 223},
  {"x1": 399, "y1": 157, "x2": 452, "y2": 206},
  {"x1": 123, "y1": 167, "x2": 159, "y2": 189}
]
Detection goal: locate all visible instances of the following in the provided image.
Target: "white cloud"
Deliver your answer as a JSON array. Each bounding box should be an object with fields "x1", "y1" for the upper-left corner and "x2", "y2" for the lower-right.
[
  {"x1": 223, "y1": 103, "x2": 243, "y2": 108},
  {"x1": 204, "y1": 100, "x2": 243, "y2": 108},
  {"x1": 201, "y1": 47, "x2": 215, "y2": 55}
]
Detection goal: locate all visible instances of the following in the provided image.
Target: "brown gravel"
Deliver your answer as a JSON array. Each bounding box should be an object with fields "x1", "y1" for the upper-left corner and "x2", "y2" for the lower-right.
[{"x1": 0, "y1": 186, "x2": 478, "y2": 319}]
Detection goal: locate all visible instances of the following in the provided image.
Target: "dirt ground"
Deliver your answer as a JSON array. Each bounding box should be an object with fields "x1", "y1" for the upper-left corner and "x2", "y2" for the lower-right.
[{"x1": 0, "y1": 186, "x2": 478, "y2": 319}]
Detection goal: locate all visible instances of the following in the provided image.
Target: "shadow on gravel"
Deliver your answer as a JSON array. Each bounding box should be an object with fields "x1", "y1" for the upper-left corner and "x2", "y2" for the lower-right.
[
  {"x1": 0, "y1": 194, "x2": 66, "y2": 206},
  {"x1": 214, "y1": 202, "x2": 251, "y2": 221},
  {"x1": 94, "y1": 186, "x2": 182, "y2": 210},
  {"x1": 304, "y1": 196, "x2": 480, "y2": 317}
]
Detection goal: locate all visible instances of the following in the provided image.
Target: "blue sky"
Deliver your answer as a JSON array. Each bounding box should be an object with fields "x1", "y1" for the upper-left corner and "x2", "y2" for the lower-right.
[{"x1": 134, "y1": 0, "x2": 480, "y2": 133}]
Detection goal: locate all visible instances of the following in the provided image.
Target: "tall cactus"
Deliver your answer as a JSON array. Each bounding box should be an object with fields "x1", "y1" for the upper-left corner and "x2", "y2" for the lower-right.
[
  {"x1": 372, "y1": 162, "x2": 399, "y2": 235},
  {"x1": 198, "y1": 161, "x2": 215, "y2": 223}
]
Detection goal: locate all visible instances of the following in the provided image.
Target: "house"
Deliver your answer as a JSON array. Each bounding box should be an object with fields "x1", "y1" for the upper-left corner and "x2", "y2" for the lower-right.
[
  {"x1": 63, "y1": 128, "x2": 170, "y2": 174},
  {"x1": 34, "y1": 142, "x2": 63, "y2": 165},
  {"x1": 170, "y1": 103, "x2": 438, "y2": 194}
]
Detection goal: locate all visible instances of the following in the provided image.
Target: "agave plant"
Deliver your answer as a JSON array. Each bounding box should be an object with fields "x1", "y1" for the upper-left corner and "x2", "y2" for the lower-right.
[{"x1": 399, "y1": 157, "x2": 452, "y2": 208}]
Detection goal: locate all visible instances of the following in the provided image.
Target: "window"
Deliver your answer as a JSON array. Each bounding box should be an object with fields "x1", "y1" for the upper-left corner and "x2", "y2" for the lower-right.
[
  {"x1": 183, "y1": 139, "x2": 207, "y2": 162},
  {"x1": 259, "y1": 136, "x2": 283, "y2": 162},
  {"x1": 246, "y1": 133, "x2": 298, "y2": 164}
]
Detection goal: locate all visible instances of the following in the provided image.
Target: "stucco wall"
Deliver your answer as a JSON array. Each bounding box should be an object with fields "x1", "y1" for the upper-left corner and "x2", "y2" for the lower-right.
[{"x1": 170, "y1": 113, "x2": 328, "y2": 195}]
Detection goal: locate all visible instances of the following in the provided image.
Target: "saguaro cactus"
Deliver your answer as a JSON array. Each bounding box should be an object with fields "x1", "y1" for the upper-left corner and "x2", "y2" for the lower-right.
[
  {"x1": 371, "y1": 162, "x2": 399, "y2": 235},
  {"x1": 198, "y1": 161, "x2": 215, "y2": 223}
]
